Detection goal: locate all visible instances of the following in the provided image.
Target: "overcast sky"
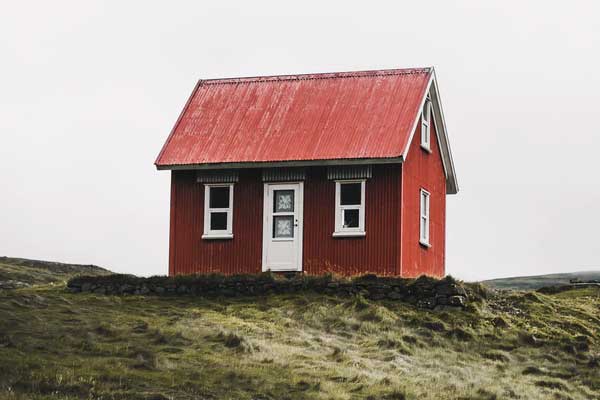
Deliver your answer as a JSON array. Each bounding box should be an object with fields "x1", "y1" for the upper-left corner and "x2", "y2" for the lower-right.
[{"x1": 1, "y1": 0, "x2": 598, "y2": 281}]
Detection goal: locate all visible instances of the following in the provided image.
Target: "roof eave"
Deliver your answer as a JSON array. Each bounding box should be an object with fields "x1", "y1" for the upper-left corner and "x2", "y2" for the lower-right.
[{"x1": 155, "y1": 156, "x2": 405, "y2": 171}]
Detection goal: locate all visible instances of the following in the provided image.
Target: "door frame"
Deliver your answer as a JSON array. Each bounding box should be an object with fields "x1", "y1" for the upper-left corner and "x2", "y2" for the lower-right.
[{"x1": 261, "y1": 181, "x2": 304, "y2": 272}]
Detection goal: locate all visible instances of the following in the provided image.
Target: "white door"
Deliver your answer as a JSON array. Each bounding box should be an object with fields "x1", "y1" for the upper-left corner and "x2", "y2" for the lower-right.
[{"x1": 262, "y1": 182, "x2": 303, "y2": 271}]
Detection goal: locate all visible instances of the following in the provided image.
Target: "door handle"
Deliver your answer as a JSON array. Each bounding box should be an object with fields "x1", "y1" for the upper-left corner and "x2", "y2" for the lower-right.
[{"x1": 294, "y1": 219, "x2": 298, "y2": 227}]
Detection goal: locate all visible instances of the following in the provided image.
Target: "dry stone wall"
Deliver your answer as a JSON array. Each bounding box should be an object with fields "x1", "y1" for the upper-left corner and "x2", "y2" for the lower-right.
[{"x1": 67, "y1": 273, "x2": 470, "y2": 309}]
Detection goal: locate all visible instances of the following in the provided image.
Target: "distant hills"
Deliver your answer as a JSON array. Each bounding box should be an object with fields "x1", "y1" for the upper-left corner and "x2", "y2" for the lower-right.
[
  {"x1": 0, "y1": 256, "x2": 111, "y2": 289},
  {"x1": 482, "y1": 271, "x2": 600, "y2": 290}
]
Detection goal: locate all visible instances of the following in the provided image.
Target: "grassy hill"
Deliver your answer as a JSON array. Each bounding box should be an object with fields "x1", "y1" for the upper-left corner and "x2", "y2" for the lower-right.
[
  {"x1": 0, "y1": 263, "x2": 599, "y2": 399},
  {"x1": 0, "y1": 257, "x2": 111, "y2": 288},
  {"x1": 483, "y1": 271, "x2": 600, "y2": 290}
]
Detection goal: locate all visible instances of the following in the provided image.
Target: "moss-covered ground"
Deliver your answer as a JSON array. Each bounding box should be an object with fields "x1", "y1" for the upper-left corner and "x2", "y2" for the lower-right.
[{"x1": 0, "y1": 279, "x2": 598, "y2": 399}]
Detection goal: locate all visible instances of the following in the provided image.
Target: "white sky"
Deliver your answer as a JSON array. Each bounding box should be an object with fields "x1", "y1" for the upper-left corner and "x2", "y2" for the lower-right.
[{"x1": 1, "y1": 0, "x2": 598, "y2": 281}]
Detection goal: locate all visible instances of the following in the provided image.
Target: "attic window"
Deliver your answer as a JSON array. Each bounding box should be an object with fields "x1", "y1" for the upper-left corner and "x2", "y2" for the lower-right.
[
  {"x1": 203, "y1": 184, "x2": 234, "y2": 239},
  {"x1": 421, "y1": 97, "x2": 432, "y2": 152}
]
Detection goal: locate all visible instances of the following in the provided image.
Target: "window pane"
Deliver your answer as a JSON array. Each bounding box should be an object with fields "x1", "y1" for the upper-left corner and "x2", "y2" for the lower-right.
[
  {"x1": 273, "y1": 190, "x2": 294, "y2": 213},
  {"x1": 340, "y1": 183, "x2": 361, "y2": 205},
  {"x1": 343, "y1": 209, "x2": 360, "y2": 228},
  {"x1": 273, "y1": 216, "x2": 294, "y2": 238},
  {"x1": 210, "y1": 212, "x2": 228, "y2": 231},
  {"x1": 209, "y1": 186, "x2": 230, "y2": 208}
]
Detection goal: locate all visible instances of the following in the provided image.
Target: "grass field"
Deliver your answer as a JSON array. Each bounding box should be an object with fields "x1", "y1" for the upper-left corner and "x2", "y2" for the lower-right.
[{"x1": 0, "y1": 259, "x2": 599, "y2": 399}]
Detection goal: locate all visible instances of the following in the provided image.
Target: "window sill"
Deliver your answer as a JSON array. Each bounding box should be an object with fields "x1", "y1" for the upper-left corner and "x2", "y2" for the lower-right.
[
  {"x1": 419, "y1": 240, "x2": 431, "y2": 248},
  {"x1": 202, "y1": 234, "x2": 233, "y2": 240},
  {"x1": 333, "y1": 231, "x2": 366, "y2": 238},
  {"x1": 420, "y1": 144, "x2": 432, "y2": 153}
]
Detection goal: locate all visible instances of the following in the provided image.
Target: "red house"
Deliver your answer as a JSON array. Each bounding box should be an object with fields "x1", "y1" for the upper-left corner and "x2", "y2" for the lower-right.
[{"x1": 155, "y1": 67, "x2": 458, "y2": 278}]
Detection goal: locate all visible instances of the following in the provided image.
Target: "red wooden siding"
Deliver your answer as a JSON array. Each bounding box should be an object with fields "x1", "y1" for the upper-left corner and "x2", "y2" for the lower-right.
[
  {"x1": 400, "y1": 119, "x2": 446, "y2": 278},
  {"x1": 303, "y1": 165, "x2": 400, "y2": 276},
  {"x1": 169, "y1": 165, "x2": 402, "y2": 276},
  {"x1": 169, "y1": 169, "x2": 263, "y2": 275}
]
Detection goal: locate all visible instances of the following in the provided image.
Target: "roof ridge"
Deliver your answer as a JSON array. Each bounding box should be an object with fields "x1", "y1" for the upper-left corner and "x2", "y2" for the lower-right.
[{"x1": 200, "y1": 67, "x2": 432, "y2": 86}]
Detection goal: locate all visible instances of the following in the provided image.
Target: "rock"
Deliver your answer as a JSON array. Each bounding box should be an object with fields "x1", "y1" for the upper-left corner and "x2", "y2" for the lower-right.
[
  {"x1": 119, "y1": 284, "x2": 133, "y2": 293},
  {"x1": 436, "y1": 284, "x2": 466, "y2": 297},
  {"x1": 387, "y1": 291, "x2": 403, "y2": 300},
  {"x1": 435, "y1": 295, "x2": 448, "y2": 305},
  {"x1": 176, "y1": 285, "x2": 188, "y2": 294},
  {"x1": 417, "y1": 297, "x2": 436, "y2": 309},
  {"x1": 359, "y1": 274, "x2": 378, "y2": 281},
  {"x1": 81, "y1": 283, "x2": 92, "y2": 292},
  {"x1": 165, "y1": 285, "x2": 176, "y2": 293},
  {"x1": 448, "y1": 296, "x2": 466, "y2": 307}
]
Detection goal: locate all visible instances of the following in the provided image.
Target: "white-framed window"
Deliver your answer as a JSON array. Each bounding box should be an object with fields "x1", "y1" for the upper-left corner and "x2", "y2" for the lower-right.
[
  {"x1": 421, "y1": 97, "x2": 431, "y2": 152},
  {"x1": 202, "y1": 183, "x2": 234, "y2": 239},
  {"x1": 419, "y1": 188, "x2": 430, "y2": 247},
  {"x1": 333, "y1": 180, "x2": 366, "y2": 237}
]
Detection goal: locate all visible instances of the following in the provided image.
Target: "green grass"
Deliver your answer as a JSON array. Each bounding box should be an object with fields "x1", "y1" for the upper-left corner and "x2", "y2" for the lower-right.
[
  {"x1": 483, "y1": 271, "x2": 600, "y2": 290},
  {"x1": 1, "y1": 279, "x2": 599, "y2": 399}
]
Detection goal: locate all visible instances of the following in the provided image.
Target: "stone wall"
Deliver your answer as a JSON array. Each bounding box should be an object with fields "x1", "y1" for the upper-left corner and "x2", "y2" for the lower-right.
[{"x1": 67, "y1": 273, "x2": 470, "y2": 309}]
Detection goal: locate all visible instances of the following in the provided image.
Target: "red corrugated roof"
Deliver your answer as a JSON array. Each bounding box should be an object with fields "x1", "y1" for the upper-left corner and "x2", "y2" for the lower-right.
[{"x1": 155, "y1": 68, "x2": 432, "y2": 168}]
